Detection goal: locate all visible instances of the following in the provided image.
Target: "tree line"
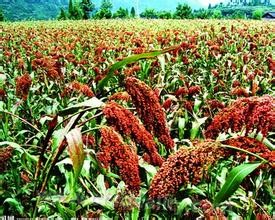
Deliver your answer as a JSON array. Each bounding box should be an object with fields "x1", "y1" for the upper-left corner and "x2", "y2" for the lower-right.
[
  {"x1": 0, "y1": 0, "x2": 273, "y2": 21},
  {"x1": 58, "y1": 0, "x2": 135, "y2": 20},
  {"x1": 57, "y1": 0, "x2": 272, "y2": 21}
]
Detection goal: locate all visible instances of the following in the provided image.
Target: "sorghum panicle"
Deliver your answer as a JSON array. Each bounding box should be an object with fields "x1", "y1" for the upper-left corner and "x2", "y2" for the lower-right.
[
  {"x1": 188, "y1": 85, "x2": 201, "y2": 96},
  {"x1": 231, "y1": 87, "x2": 249, "y2": 97},
  {"x1": 114, "y1": 189, "x2": 139, "y2": 214},
  {"x1": 16, "y1": 73, "x2": 32, "y2": 100},
  {"x1": 103, "y1": 102, "x2": 164, "y2": 166},
  {"x1": 82, "y1": 134, "x2": 96, "y2": 148},
  {"x1": 0, "y1": 146, "x2": 13, "y2": 172},
  {"x1": 205, "y1": 95, "x2": 275, "y2": 139},
  {"x1": 0, "y1": 89, "x2": 6, "y2": 100},
  {"x1": 149, "y1": 141, "x2": 226, "y2": 199},
  {"x1": 97, "y1": 127, "x2": 141, "y2": 194},
  {"x1": 223, "y1": 136, "x2": 275, "y2": 167},
  {"x1": 62, "y1": 81, "x2": 94, "y2": 98},
  {"x1": 108, "y1": 91, "x2": 131, "y2": 102},
  {"x1": 200, "y1": 200, "x2": 226, "y2": 220},
  {"x1": 125, "y1": 77, "x2": 174, "y2": 149}
]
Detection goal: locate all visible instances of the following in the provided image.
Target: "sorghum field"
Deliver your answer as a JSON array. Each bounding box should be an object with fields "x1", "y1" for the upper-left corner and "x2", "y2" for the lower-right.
[{"x1": 1, "y1": 19, "x2": 274, "y2": 219}]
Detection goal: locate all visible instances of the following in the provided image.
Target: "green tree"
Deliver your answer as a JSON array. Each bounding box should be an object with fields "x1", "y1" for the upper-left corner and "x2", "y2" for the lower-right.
[
  {"x1": 68, "y1": 0, "x2": 74, "y2": 17},
  {"x1": 252, "y1": 0, "x2": 261, "y2": 5},
  {"x1": 71, "y1": 2, "x2": 84, "y2": 19},
  {"x1": 252, "y1": 9, "x2": 263, "y2": 20},
  {"x1": 158, "y1": 11, "x2": 172, "y2": 19},
  {"x1": 57, "y1": 8, "x2": 67, "y2": 20},
  {"x1": 140, "y1": 8, "x2": 159, "y2": 19},
  {"x1": 67, "y1": 0, "x2": 82, "y2": 19},
  {"x1": 231, "y1": 10, "x2": 245, "y2": 19},
  {"x1": 113, "y1": 7, "x2": 129, "y2": 19},
  {"x1": 174, "y1": 3, "x2": 192, "y2": 19},
  {"x1": 194, "y1": 8, "x2": 211, "y2": 19},
  {"x1": 0, "y1": 8, "x2": 4, "y2": 21},
  {"x1": 80, "y1": 0, "x2": 95, "y2": 19},
  {"x1": 101, "y1": 0, "x2": 112, "y2": 10},
  {"x1": 130, "y1": 6, "x2": 136, "y2": 18},
  {"x1": 211, "y1": 9, "x2": 222, "y2": 19},
  {"x1": 94, "y1": 0, "x2": 112, "y2": 19}
]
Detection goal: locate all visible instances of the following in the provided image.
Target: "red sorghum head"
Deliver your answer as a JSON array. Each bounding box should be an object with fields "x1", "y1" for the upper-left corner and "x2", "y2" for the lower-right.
[
  {"x1": 223, "y1": 136, "x2": 275, "y2": 168},
  {"x1": 125, "y1": 77, "x2": 174, "y2": 150},
  {"x1": 62, "y1": 81, "x2": 94, "y2": 98},
  {"x1": 103, "y1": 102, "x2": 164, "y2": 166},
  {"x1": 0, "y1": 89, "x2": 6, "y2": 100},
  {"x1": 16, "y1": 73, "x2": 32, "y2": 100},
  {"x1": 0, "y1": 146, "x2": 14, "y2": 172},
  {"x1": 148, "y1": 140, "x2": 226, "y2": 199},
  {"x1": 82, "y1": 134, "x2": 96, "y2": 148},
  {"x1": 205, "y1": 95, "x2": 275, "y2": 139},
  {"x1": 200, "y1": 200, "x2": 226, "y2": 220},
  {"x1": 97, "y1": 127, "x2": 141, "y2": 194},
  {"x1": 108, "y1": 92, "x2": 131, "y2": 102},
  {"x1": 231, "y1": 87, "x2": 249, "y2": 97},
  {"x1": 188, "y1": 85, "x2": 201, "y2": 96}
]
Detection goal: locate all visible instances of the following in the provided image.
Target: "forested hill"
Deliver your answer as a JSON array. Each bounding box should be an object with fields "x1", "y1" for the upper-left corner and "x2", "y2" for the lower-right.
[
  {"x1": 0, "y1": 0, "x2": 202, "y2": 21},
  {"x1": 0, "y1": 0, "x2": 68, "y2": 21}
]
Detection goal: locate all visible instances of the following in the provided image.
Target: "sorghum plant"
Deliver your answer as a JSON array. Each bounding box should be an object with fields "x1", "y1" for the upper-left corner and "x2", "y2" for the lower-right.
[
  {"x1": 125, "y1": 77, "x2": 174, "y2": 150},
  {"x1": 205, "y1": 95, "x2": 275, "y2": 139}
]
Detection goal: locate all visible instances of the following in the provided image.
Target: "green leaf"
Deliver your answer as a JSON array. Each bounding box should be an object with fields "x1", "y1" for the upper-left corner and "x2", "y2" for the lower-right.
[
  {"x1": 131, "y1": 207, "x2": 140, "y2": 220},
  {"x1": 139, "y1": 160, "x2": 157, "y2": 185},
  {"x1": 52, "y1": 129, "x2": 66, "y2": 151},
  {"x1": 59, "y1": 97, "x2": 103, "y2": 116},
  {"x1": 96, "y1": 174, "x2": 107, "y2": 195},
  {"x1": 0, "y1": 73, "x2": 6, "y2": 88},
  {"x1": 78, "y1": 196, "x2": 114, "y2": 211},
  {"x1": 190, "y1": 116, "x2": 207, "y2": 140},
  {"x1": 250, "y1": 132, "x2": 275, "y2": 151},
  {"x1": 97, "y1": 46, "x2": 179, "y2": 91},
  {"x1": 158, "y1": 55, "x2": 165, "y2": 72},
  {"x1": 0, "y1": 141, "x2": 38, "y2": 162},
  {"x1": 139, "y1": 162, "x2": 157, "y2": 177},
  {"x1": 193, "y1": 99, "x2": 202, "y2": 114},
  {"x1": 4, "y1": 198, "x2": 24, "y2": 215},
  {"x1": 177, "y1": 198, "x2": 192, "y2": 216},
  {"x1": 178, "y1": 117, "x2": 185, "y2": 140},
  {"x1": 213, "y1": 162, "x2": 262, "y2": 206},
  {"x1": 56, "y1": 202, "x2": 75, "y2": 219},
  {"x1": 65, "y1": 128, "x2": 85, "y2": 179}
]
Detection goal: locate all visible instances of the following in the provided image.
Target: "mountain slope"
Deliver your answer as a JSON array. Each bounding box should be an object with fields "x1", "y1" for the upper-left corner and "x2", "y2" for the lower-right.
[{"x1": 0, "y1": 0, "x2": 68, "y2": 20}]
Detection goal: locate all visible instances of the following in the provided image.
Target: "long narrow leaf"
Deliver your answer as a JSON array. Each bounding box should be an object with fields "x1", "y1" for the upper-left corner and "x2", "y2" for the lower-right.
[
  {"x1": 213, "y1": 162, "x2": 262, "y2": 206},
  {"x1": 59, "y1": 97, "x2": 103, "y2": 116},
  {"x1": 178, "y1": 117, "x2": 186, "y2": 140},
  {"x1": 65, "y1": 128, "x2": 85, "y2": 179},
  {"x1": 97, "y1": 45, "x2": 179, "y2": 91}
]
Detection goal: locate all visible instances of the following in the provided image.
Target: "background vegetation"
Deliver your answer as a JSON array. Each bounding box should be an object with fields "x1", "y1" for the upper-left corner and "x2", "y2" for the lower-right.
[{"x1": 0, "y1": 0, "x2": 275, "y2": 21}]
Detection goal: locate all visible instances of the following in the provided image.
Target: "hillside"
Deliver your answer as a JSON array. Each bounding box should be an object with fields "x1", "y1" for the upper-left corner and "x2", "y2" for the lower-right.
[{"x1": 0, "y1": 0, "x2": 68, "y2": 21}]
